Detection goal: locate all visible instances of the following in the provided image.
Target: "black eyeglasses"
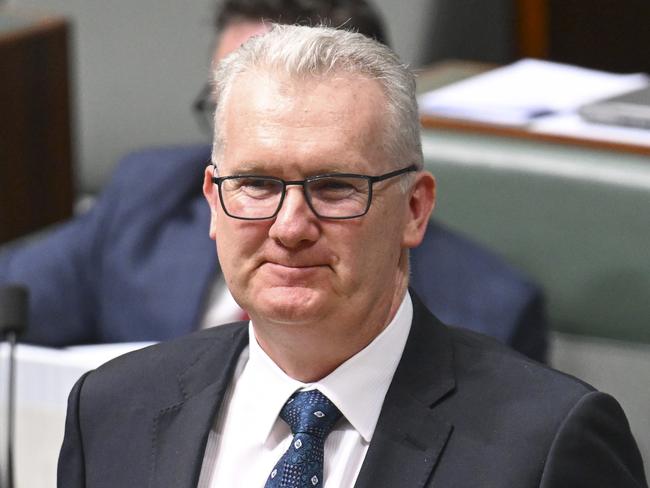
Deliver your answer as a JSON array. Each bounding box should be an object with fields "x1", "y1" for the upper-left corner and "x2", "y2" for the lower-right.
[{"x1": 212, "y1": 165, "x2": 418, "y2": 220}]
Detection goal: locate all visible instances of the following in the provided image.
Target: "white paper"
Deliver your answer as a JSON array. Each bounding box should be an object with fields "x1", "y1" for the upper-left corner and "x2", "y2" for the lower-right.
[{"x1": 418, "y1": 59, "x2": 649, "y2": 126}]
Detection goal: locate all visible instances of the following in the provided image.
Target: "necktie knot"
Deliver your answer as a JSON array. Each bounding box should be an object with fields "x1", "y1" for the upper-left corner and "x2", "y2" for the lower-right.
[{"x1": 280, "y1": 390, "x2": 342, "y2": 439}]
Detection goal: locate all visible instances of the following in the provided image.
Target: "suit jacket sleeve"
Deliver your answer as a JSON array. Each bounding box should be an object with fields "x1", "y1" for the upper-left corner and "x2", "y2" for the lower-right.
[
  {"x1": 58, "y1": 372, "x2": 91, "y2": 487},
  {"x1": 0, "y1": 148, "x2": 147, "y2": 346},
  {"x1": 0, "y1": 145, "x2": 213, "y2": 347},
  {"x1": 0, "y1": 192, "x2": 113, "y2": 346},
  {"x1": 509, "y1": 290, "x2": 547, "y2": 363},
  {"x1": 540, "y1": 391, "x2": 647, "y2": 487},
  {"x1": 410, "y1": 221, "x2": 548, "y2": 362}
]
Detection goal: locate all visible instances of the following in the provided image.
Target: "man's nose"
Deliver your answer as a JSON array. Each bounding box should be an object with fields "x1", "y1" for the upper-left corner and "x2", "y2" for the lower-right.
[{"x1": 268, "y1": 186, "x2": 320, "y2": 248}]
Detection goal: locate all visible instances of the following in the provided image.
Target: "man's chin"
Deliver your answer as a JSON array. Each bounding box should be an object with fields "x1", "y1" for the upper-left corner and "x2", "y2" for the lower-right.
[{"x1": 250, "y1": 285, "x2": 329, "y2": 324}]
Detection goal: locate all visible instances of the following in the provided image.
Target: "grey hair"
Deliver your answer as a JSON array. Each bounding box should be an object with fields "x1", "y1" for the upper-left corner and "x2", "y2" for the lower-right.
[{"x1": 210, "y1": 24, "x2": 423, "y2": 175}]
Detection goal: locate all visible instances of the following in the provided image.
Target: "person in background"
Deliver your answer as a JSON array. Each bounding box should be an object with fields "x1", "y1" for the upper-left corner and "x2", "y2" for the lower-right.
[
  {"x1": 0, "y1": 0, "x2": 546, "y2": 361},
  {"x1": 58, "y1": 24, "x2": 646, "y2": 487}
]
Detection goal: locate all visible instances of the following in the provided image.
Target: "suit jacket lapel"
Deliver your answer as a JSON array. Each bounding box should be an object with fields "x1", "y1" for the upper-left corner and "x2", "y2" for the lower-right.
[
  {"x1": 149, "y1": 324, "x2": 248, "y2": 488},
  {"x1": 354, "y1": 292, "x2": 456, "y2": 488},
  {"x1": 147, "y1": 291, "x2": 455, "y2": 488}
]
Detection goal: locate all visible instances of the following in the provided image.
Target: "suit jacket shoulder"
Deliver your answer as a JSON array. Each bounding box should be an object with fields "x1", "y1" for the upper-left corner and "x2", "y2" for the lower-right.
[
  {"x1": 355, "y1": 294, "x2": 646, "y2": 487},
  {"x1": 80, "y1": 323, "x2": 247, "y2": 409},
  {"x1": 58, "y1": 322, "x2": 249, "y2": 488}
]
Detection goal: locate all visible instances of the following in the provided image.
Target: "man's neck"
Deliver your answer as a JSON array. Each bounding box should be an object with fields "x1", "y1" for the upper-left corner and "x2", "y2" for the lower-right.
[{"x1": 251, "y1": 280, "x2": 409, "y2": 382}]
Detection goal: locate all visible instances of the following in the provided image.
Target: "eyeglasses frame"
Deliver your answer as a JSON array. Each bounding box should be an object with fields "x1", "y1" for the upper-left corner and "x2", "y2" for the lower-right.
[{"x1": 211, "y1": 164, "x2": 418, "y2": 220}]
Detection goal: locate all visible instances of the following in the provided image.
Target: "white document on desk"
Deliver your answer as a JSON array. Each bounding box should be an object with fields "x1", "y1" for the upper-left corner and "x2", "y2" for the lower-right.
[
  {"x1": 417, "y1": 58, "x2": 649, "y2": 126},
  {"x1": 0, "y1": 342, "x2": 154, "y2": 488}
]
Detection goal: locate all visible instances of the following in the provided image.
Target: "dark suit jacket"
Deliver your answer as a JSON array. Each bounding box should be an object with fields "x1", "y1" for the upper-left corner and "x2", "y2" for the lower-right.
[
  {"x1": 0, "y1": 145, "x2": 546, "y2": 360},
  {"x1": 57, "y1": 294, "x2": 646, "y2": 487}
]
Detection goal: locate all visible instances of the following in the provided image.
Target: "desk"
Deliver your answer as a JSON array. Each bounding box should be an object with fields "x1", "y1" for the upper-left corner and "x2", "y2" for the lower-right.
[{"x1": 417, "y1": 60, "x2": 650, "y2": 155}]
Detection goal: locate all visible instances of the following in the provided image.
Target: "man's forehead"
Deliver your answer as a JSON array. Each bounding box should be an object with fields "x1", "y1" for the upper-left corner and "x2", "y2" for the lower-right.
[
  {"x1": 222, "y1": 69, "x2": 387, "y2": 121},
  {"x1": 217, "y1": 70, "x2": 390, "y2": 175}
]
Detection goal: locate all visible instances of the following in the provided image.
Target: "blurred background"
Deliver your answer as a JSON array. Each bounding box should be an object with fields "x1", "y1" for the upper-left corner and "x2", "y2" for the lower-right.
[
  {"x1": 1, "y1": 0, "x2": 649, "y2": 486},
  {"x1": 2, "y1": 0, "x2": 517, "y2": 195},
  {"x1": 3, "y1": 0, "x2": 650, "y2": 207},
  {"x1": 3, "y1": 0, "x2": 650, "y2": 195}
]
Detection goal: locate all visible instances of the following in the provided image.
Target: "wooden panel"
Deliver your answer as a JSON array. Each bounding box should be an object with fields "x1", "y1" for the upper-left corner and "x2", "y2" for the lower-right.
[
  {"x1": 514, "y1": 0, "x2": 549, "y2": 58},
  {"x1": 515, "y1": 0, "x2": 650, "y2": 73},
  {"x1": 0, "y1": 12, "x2": 74, "y2": 243},
  {"x1": 548, "y1": 0, "x2": 650, "y2": 74},
  {"x1": 420, "y1": 115, "x2": 650, "y2": 156}
]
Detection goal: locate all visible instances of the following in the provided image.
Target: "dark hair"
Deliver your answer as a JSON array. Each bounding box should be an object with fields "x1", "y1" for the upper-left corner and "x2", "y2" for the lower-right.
[{"x1": 214, "y1": 0, "x2": 389, "y2": 46}]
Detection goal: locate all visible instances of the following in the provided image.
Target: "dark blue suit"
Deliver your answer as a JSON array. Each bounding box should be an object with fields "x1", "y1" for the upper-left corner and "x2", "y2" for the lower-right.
[
  {"x1": 0, "y1": 145, "x2": 546, "y2": 360},
  {"x1": 57, "y1": 295, "x2": 645, "y2": 487}
]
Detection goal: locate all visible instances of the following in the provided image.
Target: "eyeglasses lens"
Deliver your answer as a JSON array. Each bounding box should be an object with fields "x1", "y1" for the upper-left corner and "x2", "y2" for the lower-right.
[{"x1": 220, "y1": 176, "x2": 370, "y2": 219}]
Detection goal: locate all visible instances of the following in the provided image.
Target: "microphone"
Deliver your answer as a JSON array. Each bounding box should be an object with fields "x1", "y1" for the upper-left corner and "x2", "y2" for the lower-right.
[
  {"x1": 0, "y1": 285, "x2": 29, "y2": 488},
  {"x1": 0, "y1": 287, "x2": 28, "y2": 336}
]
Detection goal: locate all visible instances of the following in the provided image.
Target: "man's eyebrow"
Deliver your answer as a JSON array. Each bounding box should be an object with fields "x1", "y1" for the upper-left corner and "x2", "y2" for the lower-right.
[
  {"x1": 226, "y1": 163, "x2": 361, "y2": 176},
  {"x1": 225, "y1": 163, "x2": 268, "y2": 174},
  {"x1": 304, "y1": 165, "x2": 353, "y2": 176}
]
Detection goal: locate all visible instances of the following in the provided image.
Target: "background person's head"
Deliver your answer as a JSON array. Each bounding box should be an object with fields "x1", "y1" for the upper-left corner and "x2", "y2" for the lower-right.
[
  {"x1": 194, "y1": 0, "x2": 390, "y2": 130},
  {"x1": 214, "y1": 0, "x2": 389, "y2": 57}
]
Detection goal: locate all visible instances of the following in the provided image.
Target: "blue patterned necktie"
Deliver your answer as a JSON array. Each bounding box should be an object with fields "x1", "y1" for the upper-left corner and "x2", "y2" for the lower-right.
[{"x1": 265, "y1": 389, "x2": 342, "y2": 488}]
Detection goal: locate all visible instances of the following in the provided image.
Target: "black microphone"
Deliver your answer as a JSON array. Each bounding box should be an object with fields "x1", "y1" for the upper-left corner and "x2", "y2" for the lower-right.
[
  {"x1": 0, "y1": 287, "x2": 28, "y2": 337},
  {"x1": 0, "y1": 285, "x2": 29, "y2": 488}
]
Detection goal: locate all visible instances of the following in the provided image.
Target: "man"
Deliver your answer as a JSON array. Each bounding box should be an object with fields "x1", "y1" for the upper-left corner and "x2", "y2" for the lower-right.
[
  {"x1": 58, "y1": 25, "x2": 646, "y2": 488},
  {"x1": 0, "y1": 0, "x2": 546, "y2": 361}
]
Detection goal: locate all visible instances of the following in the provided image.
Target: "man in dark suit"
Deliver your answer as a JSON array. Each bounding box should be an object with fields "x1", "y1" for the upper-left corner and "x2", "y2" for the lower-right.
[
  {"x1": 58, "y1": 24, "x2": 646, "y2": 487},
  {"x1": 0, "y1": 0, "x2": 546, "y2": 361}
]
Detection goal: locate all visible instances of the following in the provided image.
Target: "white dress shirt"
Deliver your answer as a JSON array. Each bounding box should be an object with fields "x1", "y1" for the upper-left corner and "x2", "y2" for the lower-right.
[{"x1": 197, "y1": 292, "x2": 413, "y2": 488}]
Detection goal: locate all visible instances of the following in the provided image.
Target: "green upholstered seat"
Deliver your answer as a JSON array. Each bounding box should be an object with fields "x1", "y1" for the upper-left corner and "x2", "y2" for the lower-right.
[{"x1": 421, "y1": 129, "x2": 650, "y2": 344}]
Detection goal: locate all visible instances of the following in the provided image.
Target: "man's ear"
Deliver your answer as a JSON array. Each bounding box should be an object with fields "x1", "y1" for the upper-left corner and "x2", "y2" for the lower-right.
[
  {"x1": 402, "y1": 171, "x2": 436, "y2": 249},
  {"x1": 203, "y1": 166, "x2": 219, "y2": 239}
]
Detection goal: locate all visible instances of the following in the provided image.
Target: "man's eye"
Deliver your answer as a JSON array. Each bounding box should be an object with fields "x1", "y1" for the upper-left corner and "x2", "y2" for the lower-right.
[
  {"x1": 240, "y1": 178, "x2": 272, "y2": 188},
  {"x1": 234, "y1": 178, "x2": 280, "y2": 197},
  {"x1": 310, "y1": 178, "x2": 362, "y2": 199}
]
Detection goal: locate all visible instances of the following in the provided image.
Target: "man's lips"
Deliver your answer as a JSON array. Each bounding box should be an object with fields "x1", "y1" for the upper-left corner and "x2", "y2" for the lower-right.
[
  {"x1": 262, "y1": 261, "x2": 328, "y2": 271},
  {"x1": 259, "y1": 261, "x2": 330, "y2": 281}
]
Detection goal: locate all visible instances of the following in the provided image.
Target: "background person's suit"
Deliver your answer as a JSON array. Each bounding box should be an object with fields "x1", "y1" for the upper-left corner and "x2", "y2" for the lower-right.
[
  {"x1": 57, "y1": 294, "x2": 646, "y2": 487},
  {"x1": 0, "y1": 145, "x2": 546, "y2": 360}
]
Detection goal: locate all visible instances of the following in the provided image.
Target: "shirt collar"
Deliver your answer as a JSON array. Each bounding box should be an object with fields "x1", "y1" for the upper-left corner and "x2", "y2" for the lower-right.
[
  {"x1": 241, "y1": 292, "x2": 413, "y2": 444},
  {"x1": 236, "y1": 323, "x2": 305, "y2": 446}
]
